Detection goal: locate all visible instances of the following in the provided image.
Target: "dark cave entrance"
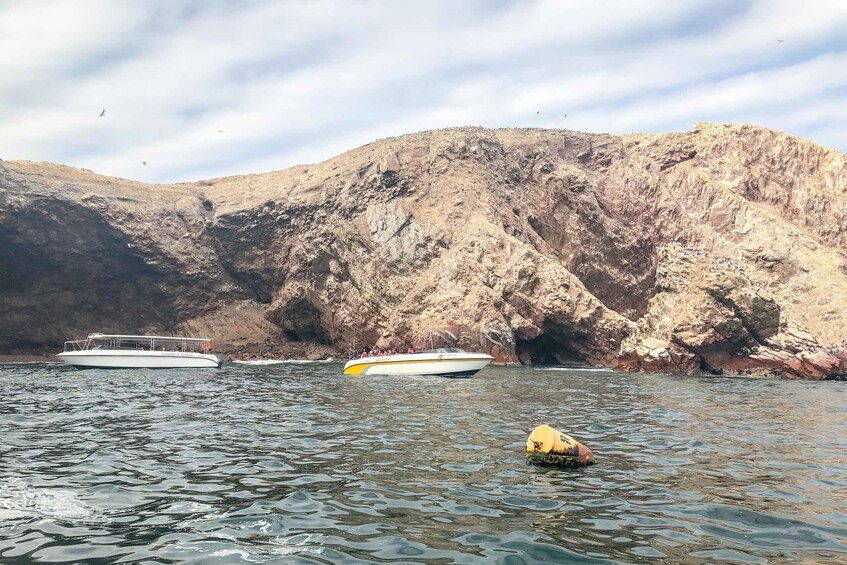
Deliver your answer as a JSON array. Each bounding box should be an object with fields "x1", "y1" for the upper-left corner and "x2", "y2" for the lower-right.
[
  {"x1": 515, "y1": 322, "x2": 589, "y2": 365},
  {"x1": 283, "y1": 329, "x2": 302, "y2": 342},
  {"x1": 270, "y1": 296, "x2": 330, "y2": 344}
]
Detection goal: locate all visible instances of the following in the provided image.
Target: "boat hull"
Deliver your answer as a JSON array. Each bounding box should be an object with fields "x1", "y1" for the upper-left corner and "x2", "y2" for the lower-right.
[
  {"x1": 58, "y1": 350, "x2": 222, "y2": 369},
  {"x1": 343, "y1": 352, "x2": 493, "y2": 377}
]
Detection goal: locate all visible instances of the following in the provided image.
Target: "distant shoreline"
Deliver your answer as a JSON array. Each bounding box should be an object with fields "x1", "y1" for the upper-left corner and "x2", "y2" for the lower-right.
[{"x1": 0, "y1": 354, "x2": 61, "y2": 363}]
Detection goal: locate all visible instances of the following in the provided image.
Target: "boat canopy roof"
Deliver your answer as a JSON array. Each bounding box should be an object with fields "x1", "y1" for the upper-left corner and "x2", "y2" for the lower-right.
[
  {"x1": 418, "y1": 347, "x2": 464, "y2": 354},
  {"x1": 87, "y1": 334, "x2": 211, "y2": 342}
]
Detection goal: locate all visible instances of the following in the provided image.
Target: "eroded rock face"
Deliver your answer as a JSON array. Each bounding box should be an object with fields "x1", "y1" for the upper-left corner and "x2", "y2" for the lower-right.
[{"x1": 1, "y1": 123, "x2": 846, "y2": 378}]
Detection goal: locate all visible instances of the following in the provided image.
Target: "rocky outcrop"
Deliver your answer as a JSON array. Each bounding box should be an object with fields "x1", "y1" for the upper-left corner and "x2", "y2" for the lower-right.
[{"x1": 1, "y1": 123, "x2": 846, "y2": 378}]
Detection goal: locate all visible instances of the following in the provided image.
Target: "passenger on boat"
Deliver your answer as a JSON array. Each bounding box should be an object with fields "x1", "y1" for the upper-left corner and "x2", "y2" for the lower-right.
[{"x1": 407, "y1": 347, "x2": 414, "y2": 354}]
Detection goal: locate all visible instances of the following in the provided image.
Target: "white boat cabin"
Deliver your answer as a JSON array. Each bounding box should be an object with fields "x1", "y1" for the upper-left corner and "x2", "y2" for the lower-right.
[{"x1": 63, "y1": 333, "x2": 214, "y2": 354}]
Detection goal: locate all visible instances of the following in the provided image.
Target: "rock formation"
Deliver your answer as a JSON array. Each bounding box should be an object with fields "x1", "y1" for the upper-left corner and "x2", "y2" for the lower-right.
[{"x1": 1, "y1": 123, "x2": 846, "y2": 378}]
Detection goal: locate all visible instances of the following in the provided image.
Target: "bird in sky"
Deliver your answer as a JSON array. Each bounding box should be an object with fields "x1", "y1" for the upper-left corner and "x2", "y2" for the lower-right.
[
  {"x1": 142, "y1": 161, "x2": 147, "y2": 165},
  {"x1": 564, "y1": 114, "x2": 568, "y2": 117},
  {"x1": 218, "y1": 130, "x2": 223, "y2": 133},
  {"x1": 536, "y1": 110, "x2": 540, "y2": 115},
  {"x1": 777, "y1": 39, "x2": 784, "y2": 43},
  {"x1": 99, "y1": 109, "x2": 105, "y2": 117}
]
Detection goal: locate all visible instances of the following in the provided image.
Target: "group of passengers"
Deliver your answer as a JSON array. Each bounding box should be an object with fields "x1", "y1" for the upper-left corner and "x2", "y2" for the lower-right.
[{"x1": 360, "y1": 347, "x2": 414, "y2": 358}]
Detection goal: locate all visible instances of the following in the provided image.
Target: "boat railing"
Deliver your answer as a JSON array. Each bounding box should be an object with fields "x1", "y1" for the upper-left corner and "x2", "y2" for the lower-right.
[
  {"x1": 417, "y1": 348, "x2": 464, "y2": 354},
  {"x1": 64, "y1": 340, "x2": 139, "y2": 352},
  {"x1": 64, "y1": 340, "x2": 92, "y2": 352},
  {"x1": 63, "y1": 338, "x2": 212, "y2": 353}
]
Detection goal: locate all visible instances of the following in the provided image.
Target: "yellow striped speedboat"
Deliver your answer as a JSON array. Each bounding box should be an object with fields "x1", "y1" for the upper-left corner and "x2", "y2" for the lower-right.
[{"x1": 343, "y1": 348, "x2": 494, "y2": 377}]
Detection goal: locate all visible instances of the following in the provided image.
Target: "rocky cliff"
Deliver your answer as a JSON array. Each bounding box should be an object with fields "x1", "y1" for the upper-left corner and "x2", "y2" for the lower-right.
[{"x1": 2, "y1": 123, "x2": 846, "y2": 378}]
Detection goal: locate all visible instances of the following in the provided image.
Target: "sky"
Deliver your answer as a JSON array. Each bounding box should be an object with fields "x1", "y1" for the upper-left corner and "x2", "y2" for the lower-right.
[{"x1": 1, "y1": 0, "x2": 846, "y2": 184}]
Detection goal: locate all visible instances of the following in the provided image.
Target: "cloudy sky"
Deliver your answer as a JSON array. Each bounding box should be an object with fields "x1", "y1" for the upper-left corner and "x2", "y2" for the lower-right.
[{"x1": 1, "y1": 0, "x2": 846, "y2": 183}]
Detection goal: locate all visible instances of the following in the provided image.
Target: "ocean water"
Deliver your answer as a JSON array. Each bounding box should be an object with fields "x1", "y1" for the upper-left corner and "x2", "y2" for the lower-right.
[{"x1": 1, "y1": 362, "x2": 846, "y2": 563}]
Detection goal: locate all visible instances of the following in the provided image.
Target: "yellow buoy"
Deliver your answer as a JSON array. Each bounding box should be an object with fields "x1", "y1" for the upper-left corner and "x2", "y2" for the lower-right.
[{"x1": 526, "y1": 424, "x2": 593, "y2": 467}]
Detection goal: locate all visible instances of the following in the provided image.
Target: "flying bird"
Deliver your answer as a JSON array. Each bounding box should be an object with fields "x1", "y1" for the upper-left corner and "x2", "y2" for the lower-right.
[
  {"x1": 99, "y1": 109, "x2": 105, "y2": 117},
  {"x1": 218, "y1": 130, "x2": 223, "y2": 133},
  {"x1": 777, "y1": 39, "x2": 784, "y2": 43},
  {"x1": 564, "y1": 114, "x2": 568, "y2": 117},
  {"x1": 536, "y1": 111, "x2": 540, "y2": 115},
  {"x1": 142, "y1": 161, "x2": 147, "y2": 165}
]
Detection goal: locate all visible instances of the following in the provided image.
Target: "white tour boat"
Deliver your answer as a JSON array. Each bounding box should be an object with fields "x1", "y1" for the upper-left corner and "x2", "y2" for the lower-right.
[
  {"x1": 343, "y1": 348, "x2": 493, "y2": 377},
  {"x1": 58, "y1": 333, "x2": 223, "y2": 369}
]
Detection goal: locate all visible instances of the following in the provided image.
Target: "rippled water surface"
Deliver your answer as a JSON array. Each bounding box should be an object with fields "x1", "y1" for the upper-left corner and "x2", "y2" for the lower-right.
[{"x1": 1, "y1": 362, "x2": 846, "y2": 563}]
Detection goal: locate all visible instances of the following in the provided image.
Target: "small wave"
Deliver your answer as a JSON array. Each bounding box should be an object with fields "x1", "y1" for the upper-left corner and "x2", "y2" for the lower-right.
[
  {"x1": 209, "y1": 538, "x2": 324, "y2": 559},
  {"x1": 0, "y1": 361, "x2": 62, "y2": 365},
  {"x1": 210, "y1": 548, "x2": 251, "y2": 559},
  {"x1": 532, "y1": 366, "x2": 612, "y2": 372},
  {"x1": 0, "y1": 479, "x2": 93, "y2": 521},
  {"x1": 176, "y1": 510, "x2": 231, "y2": 530},
  {"x1": 268, "y1": 533, "x2": 324, "y2": 557},
  {"x1": 165, "y1": 501, "x2": 215, "y2": 514},
  {"x1": 231, "y1": 358, "x2": 335, "y2": 365}
]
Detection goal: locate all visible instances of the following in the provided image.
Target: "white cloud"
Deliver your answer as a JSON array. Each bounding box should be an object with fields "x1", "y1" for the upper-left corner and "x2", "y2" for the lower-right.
[{"x1": 0, "y1": 0, "x2": 845, "y2": 183}]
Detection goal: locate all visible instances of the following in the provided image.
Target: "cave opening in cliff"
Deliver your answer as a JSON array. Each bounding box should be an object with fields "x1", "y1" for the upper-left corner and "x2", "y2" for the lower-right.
[
  {"x1": 515, "y1": 322, "x2": 588, "y2": 365},
  {"x1": 283, "y1": 329, "x2": 302, "y2": 342},
  {"x1": 271, "y1": 297, "x2": 330, "y2": 344}
]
